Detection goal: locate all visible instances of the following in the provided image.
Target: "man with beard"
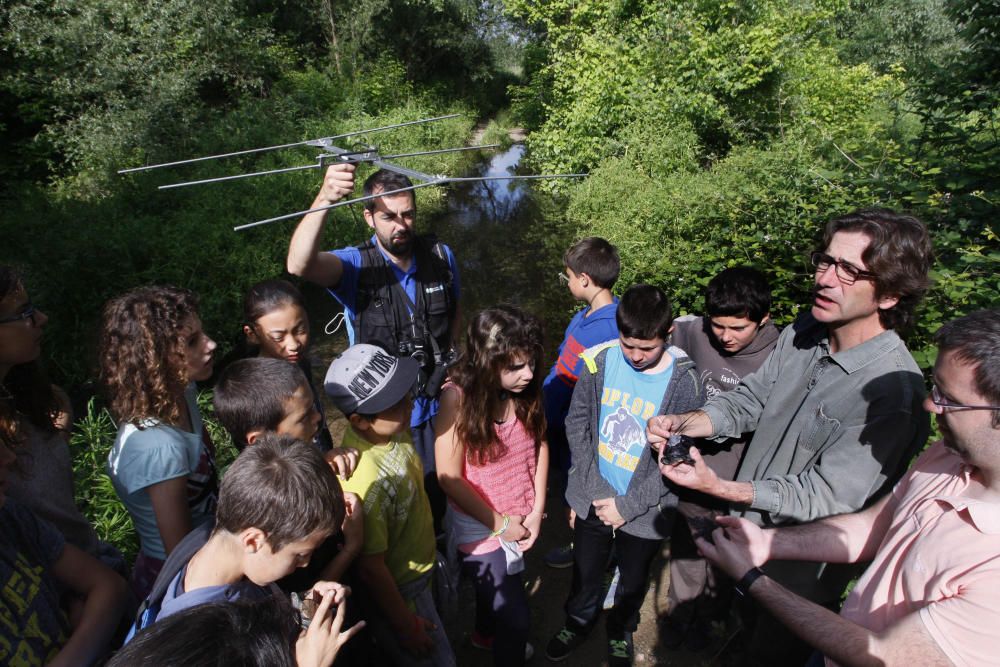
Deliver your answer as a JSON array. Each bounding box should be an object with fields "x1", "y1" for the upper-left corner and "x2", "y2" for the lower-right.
[
  {"x1": 648, "y1": 208, "x2": 933, "y2": 665},
  {"x1": 689, "y1": 309, "x2": 1000, "y2": 667},
  {"x1": 288, "y1": 164, "x2": 460, "y2": 528}
]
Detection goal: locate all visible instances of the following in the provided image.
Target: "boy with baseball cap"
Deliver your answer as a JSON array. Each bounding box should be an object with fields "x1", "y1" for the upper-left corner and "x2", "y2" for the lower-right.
[{"x1": 325, "y1": 344, "x2": 455, "y2": 666}]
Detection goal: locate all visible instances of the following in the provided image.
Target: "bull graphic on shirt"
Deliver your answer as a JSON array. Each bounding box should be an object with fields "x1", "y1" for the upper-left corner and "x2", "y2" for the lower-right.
[{"x1": 600, "y1": 406, "x2": 644, "y2": 455}]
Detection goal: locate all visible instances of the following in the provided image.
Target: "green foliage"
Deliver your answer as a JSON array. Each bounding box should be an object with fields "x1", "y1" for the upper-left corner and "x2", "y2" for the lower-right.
[
  {"x1": 69, "y1": 400, "x2": 137, "y2": 560},
  {"x1": 1, "y1": 0, "x2": 282, "y2": 188},
  {"x1": 198, "y1": 390, "x2": 241, "y2": 473},
  {"x1": 509, "y1": 0, "x2": 1000, "y2": 367}
]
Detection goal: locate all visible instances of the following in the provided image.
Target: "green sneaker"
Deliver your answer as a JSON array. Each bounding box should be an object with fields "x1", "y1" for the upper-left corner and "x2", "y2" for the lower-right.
[
  {"x1": 545, "y1": 626, "x2": 586, "y2": 661},
  {"x1": 607, "y1": 631, "x2": 634, "y2": 667}
]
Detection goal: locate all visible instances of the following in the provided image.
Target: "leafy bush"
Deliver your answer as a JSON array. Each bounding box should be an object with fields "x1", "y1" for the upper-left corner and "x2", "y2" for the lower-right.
[
  {"x1": 70, "y1": 393, "x2": 241, "y2": 560},
  {"x1": 70, "y1": 400, "x2": 138, "y2": 560},
  {"x1": 509, "y1": 0, "x2": 999, "y2": 369}
]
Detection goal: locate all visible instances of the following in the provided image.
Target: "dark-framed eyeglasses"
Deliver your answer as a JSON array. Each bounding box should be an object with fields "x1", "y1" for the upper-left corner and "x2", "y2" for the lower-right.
[
  {"x1": 810, "y1": 252, "x2": 878, "y2": 286},
  {"x1": 930, "y1": 385, "x2": 1000, "y2": 412},
  {"x1": 0, "y1": 303, "x2": 38, "y2": 326}
]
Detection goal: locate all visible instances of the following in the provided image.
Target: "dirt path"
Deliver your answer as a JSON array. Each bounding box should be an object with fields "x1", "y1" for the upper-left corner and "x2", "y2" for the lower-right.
[{"x1": 470, "y1": 120, "x2": 527, "y2": 144}]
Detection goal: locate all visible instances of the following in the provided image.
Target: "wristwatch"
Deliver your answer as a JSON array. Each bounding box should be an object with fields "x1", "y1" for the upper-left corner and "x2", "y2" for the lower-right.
[{"x1": 734, "y1": 566, "x2": 766, "y2": 597}]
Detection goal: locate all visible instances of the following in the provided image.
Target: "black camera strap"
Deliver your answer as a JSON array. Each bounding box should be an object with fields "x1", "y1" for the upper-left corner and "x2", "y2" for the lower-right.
[{"x1": 387, "y1": 275, "x2": 430, "y2": 353}]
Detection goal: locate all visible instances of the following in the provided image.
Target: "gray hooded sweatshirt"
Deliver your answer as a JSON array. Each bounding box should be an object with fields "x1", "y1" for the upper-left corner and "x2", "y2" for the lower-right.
[{"x1": 564, "y1": 343, "x2": 705, "y2": 539}]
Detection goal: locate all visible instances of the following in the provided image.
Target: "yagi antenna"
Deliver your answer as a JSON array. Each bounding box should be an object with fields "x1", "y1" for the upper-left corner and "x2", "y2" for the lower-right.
[
  {"x1": 157, "y1": 144, "x2": 500, "y2": 190},
  {"x1": 234, "y1": 174, "x2": 587, "y2": 232},
  {"x1": 118, "y1": 113, "x2": 462, "y2": 174},
  {"x1": 117, "y1": 113, "x2": 587, "y2": 231}
]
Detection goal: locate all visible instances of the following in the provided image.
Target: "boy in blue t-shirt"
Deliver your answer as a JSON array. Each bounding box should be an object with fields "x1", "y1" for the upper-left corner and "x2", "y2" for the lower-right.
[
  {"x1": 546, "y1": 285, "x2": 705, "y2": 667},
  {"x1": 542, "y1": 237, "x2": 620, "y2": 567},
  {"x1": 129, "y1": 435, "x2": 357, "y2": 645}
]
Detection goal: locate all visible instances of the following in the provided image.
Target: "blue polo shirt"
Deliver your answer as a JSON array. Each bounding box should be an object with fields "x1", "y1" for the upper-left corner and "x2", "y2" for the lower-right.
[{"x1": 328, "y1": 236, "x2": 460, "y2": 427}]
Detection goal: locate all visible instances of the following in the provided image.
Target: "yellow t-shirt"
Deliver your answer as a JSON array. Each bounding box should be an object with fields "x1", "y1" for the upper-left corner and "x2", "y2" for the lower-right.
[{"x1": 339, "y1": 427, "x2": 435, "y2": 587}]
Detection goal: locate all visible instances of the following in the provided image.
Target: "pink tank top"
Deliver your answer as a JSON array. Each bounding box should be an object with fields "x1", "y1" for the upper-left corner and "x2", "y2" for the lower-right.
[{"x1": 446, "y1": 384, "x2": 539, "y2": 554}]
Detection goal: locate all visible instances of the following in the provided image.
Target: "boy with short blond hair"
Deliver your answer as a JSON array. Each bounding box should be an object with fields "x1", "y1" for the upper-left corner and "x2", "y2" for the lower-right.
[{"x1": 325, "y1": 344, "x2": 455, "y2": 667}]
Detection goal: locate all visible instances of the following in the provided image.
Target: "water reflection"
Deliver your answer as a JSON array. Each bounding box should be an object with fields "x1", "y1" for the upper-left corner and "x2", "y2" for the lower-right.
[
  {"x1": 428, "y1": 143, "x2": 574, "y2": 354},
  {"x1": 446, "y1": 144, "x2": 528, "y2": 225}
]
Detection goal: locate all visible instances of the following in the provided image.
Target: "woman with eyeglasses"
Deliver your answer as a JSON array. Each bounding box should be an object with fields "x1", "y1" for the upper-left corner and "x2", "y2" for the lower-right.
[
  {"x1": 1, "y1": 266, "x2": 130, "y2": 665},
  {"x1": 0, "y1": 266, "x2": 113, "y2": 559},
  {"x1": 100, "y1": 285, "x2": 220, "y2": 600}
]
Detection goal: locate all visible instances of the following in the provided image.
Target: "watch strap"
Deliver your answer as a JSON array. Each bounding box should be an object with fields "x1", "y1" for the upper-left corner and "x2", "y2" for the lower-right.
[{"x1": 734, "y1": 566, "x2": 766, "y2": 597}]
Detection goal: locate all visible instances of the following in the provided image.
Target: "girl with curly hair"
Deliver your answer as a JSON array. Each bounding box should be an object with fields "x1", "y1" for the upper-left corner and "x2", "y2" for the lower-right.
[
  {"x1": 100, "y1": 285, "x2": 219, "y2": 598},
  {"x1": 434, "y1": 305, "x2": 549, "y2": 666}
]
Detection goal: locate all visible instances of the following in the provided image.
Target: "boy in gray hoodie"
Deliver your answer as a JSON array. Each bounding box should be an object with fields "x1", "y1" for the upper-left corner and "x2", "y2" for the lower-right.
[
  {"x1": 661, "y1": 266, "x2": 779, "y2": 650},
  {"x1": 545, "y1": 285, "x2": 704, "y2": 666}
]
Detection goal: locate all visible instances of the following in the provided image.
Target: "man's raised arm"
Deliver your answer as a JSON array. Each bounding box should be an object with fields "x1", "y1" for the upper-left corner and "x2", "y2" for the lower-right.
[{"x1": 287, "y1": 163, "x2": 356, "y2": 287}]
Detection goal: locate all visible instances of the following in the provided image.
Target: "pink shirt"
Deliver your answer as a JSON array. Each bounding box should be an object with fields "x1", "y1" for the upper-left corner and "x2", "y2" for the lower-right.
[
  {"x1": 837, "y1": 441, "x2": 1000, "y2": 667},
  {"x1": 447, "y1": 386, "x2": 539, "y2": 555}
]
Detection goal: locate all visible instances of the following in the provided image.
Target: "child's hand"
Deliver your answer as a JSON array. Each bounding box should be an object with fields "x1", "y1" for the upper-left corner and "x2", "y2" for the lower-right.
[
  {"x1": 340, "y1": 492, "x2": 365, "y2": 554},
  {"x1": 568, "y1": 507, "x2": 577, "y2": 530},
  {"x1": 500, "y1": 514, "x2": 529, "y2": 542},
  {"x1": 398, "y1": 614, "x2": 436, "y2": 657},
  {"x1": 593, "y1": 497, "x2": 625, "y2": 528},
  {"x1": 295, "y1": 584, "x2": 365, "y2": 667},
  {"x1": 309, "y1": 581, "x2": 350, "y2": 607},
  {"x1": 518, "y1": 510, "x2": 544, "y2": 551},
  {"x1": 325, "y1": 447, "x2": 360, "y2": 480}
]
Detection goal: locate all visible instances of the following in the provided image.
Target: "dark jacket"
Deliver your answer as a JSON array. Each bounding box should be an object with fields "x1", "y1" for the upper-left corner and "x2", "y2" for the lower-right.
[{"x1": 565, "y1": 343, "x2": 705, "y2": 539}]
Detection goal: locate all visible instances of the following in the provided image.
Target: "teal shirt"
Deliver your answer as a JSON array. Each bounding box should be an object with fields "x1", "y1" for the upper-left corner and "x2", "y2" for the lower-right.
[{"x1": 597, "y1": 349, "x2": 674, "y2": 495}]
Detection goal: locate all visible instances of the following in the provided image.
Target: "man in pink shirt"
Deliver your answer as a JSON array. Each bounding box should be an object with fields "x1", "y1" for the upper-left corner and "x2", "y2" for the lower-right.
[{"x1": 682, "y1": 308, "x2": 1000, "y2": 667}]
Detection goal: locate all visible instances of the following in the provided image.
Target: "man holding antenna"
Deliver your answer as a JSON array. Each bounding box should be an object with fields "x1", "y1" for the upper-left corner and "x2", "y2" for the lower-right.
[
  {"x1": 648, "y1": 208, "x2": 933, "y2": 665},
  {"x1": 288, "y1": 163, "x2": 460, "y2": 530}
]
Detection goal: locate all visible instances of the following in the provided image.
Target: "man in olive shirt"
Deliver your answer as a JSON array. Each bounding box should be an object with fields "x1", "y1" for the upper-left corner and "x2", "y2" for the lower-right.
[{"x1": 649, "y1": 208, "x2": 933, "y2": 665}]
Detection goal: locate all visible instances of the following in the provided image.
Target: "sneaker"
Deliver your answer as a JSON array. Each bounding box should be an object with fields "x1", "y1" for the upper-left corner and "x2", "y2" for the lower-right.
[
  {"x1": 545, "y1": 626, "x2": 586, "y2": 661},
  {"x1": 470, "y1": 631, "x2": 492, "y2": 651},
  {"x1": 472, "y1": 632, "x2": 535, "y2": 660},
  {"x1": 607, "y1": 631, "x2": 634, "y2": 667},
  {"x1": 544, "y1": 543, "x2": 574, "y2": 569}
]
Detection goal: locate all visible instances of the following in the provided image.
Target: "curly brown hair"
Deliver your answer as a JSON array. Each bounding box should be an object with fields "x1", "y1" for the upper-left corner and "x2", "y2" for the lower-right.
[
  {"x1": 99, "y1": 286, "x2": 200, "y2": 427},
  {"x1": 820, "y1": 208, "x2": 933, "y2": 332},
  {"x1": 1, "y1": 267, "x2": 58, "y2": 449},
  {"x1": 451, "y1": 305, "x2": 546, "y2": 466}
]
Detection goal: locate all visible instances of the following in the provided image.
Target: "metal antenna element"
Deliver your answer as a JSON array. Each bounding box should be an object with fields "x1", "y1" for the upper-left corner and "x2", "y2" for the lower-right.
[
  {"x1": 119, "y1": 114, "x2": 587, "y2": 233},
  {"x1": 233, "y1": 173, "x2": 587, "y2": 232},
  {"x1": 156, "y1": 144, "x2": 501, "y2": 190},
  {"x1": 118, "y1": 113, "x2": 462, "y2": 174},
  {"x1": 234, "y1": 181, "x2": 445, "y2": 231}
]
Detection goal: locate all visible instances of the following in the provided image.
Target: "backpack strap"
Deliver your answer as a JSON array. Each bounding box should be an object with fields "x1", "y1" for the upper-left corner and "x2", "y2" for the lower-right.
[
  {"x1": 414, "y1": 234, "x2": 455, "y2": 318},
  {"x1": 128, "y1": 521, "x2": 214, "y2": 637}
]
